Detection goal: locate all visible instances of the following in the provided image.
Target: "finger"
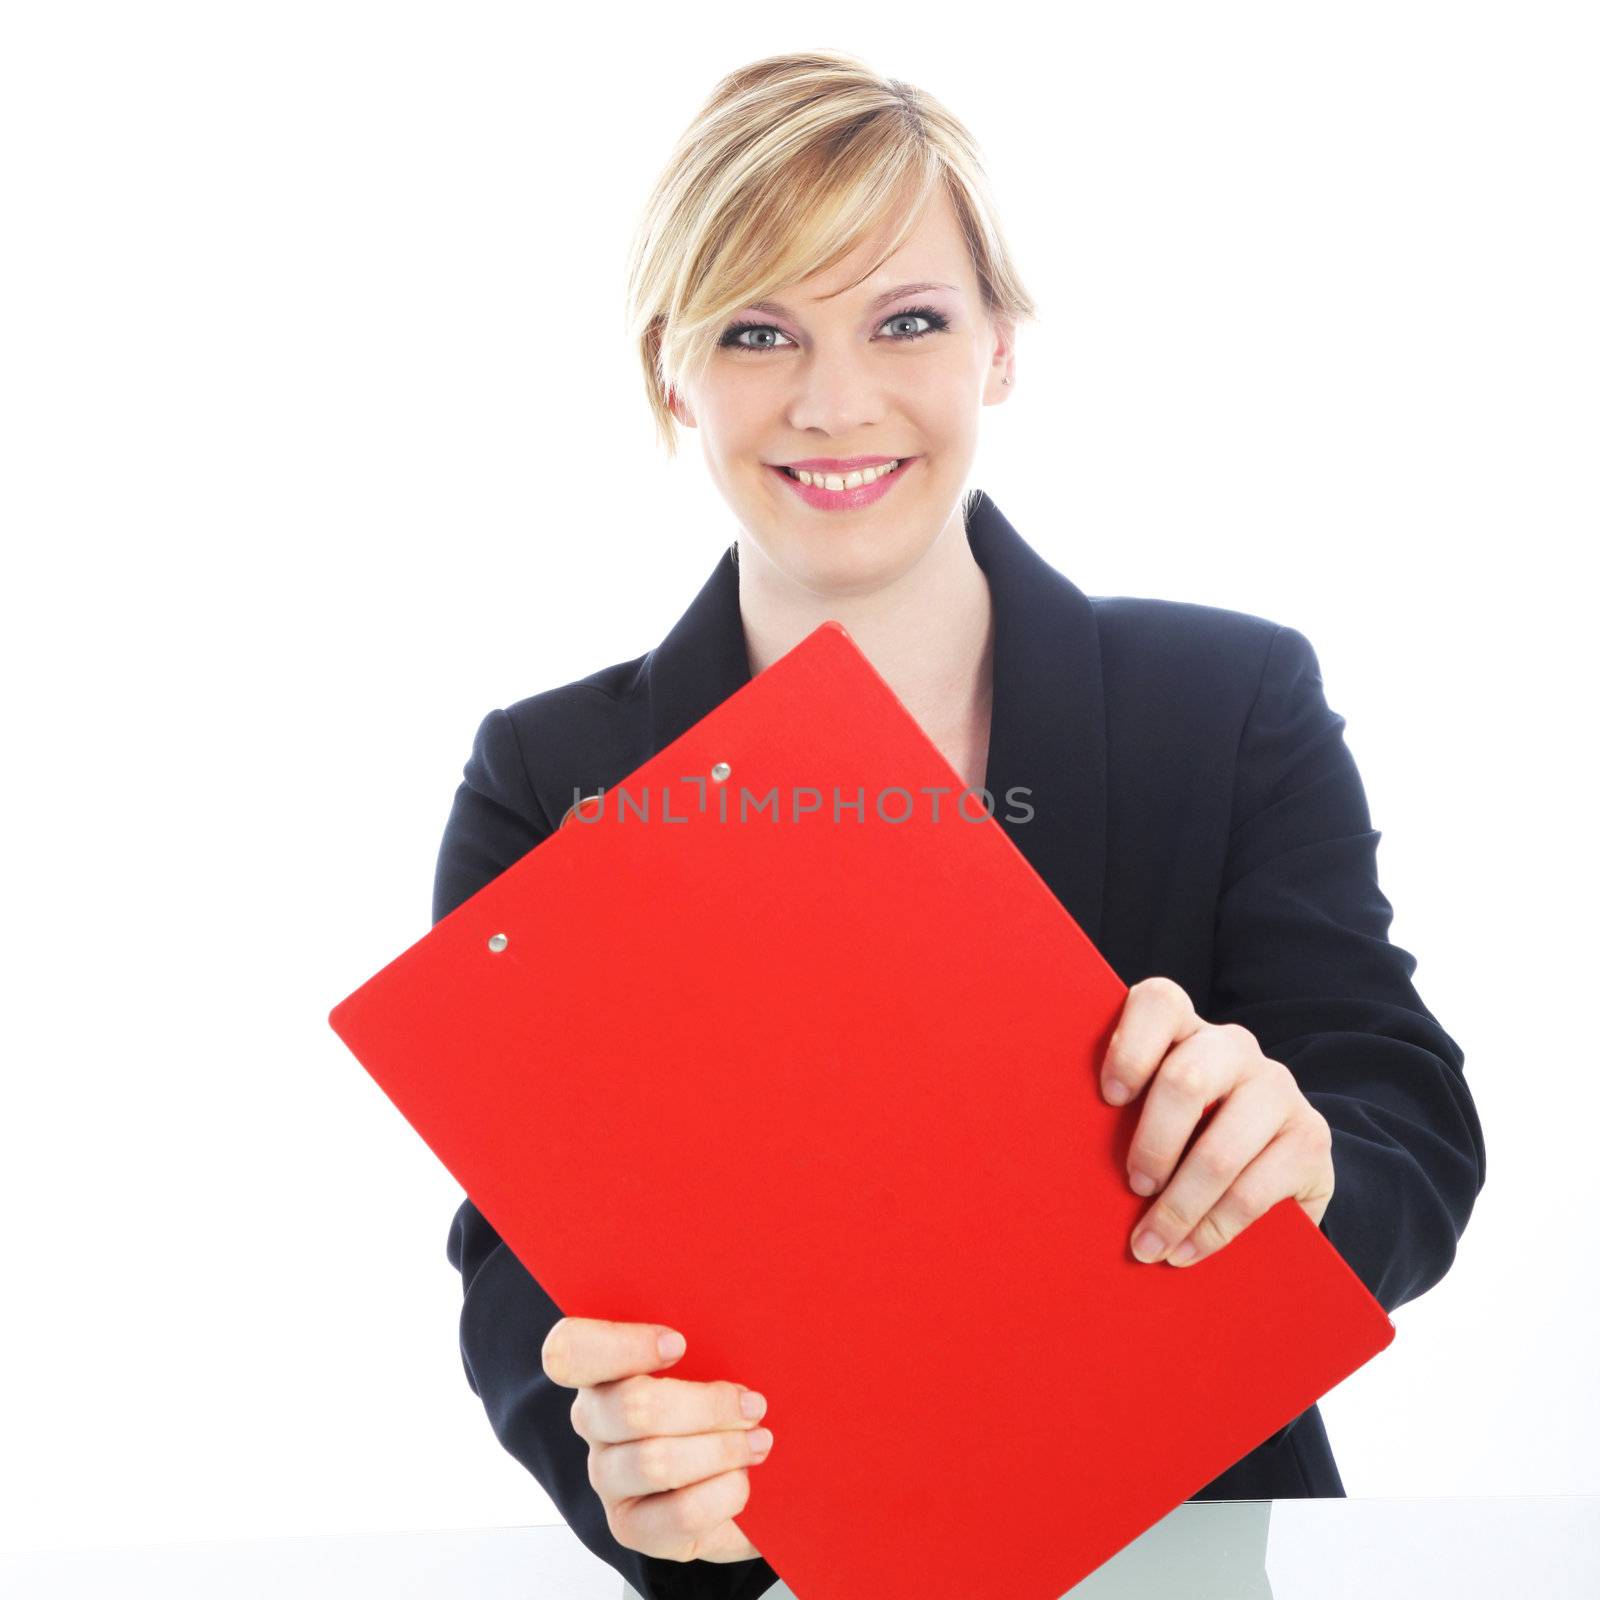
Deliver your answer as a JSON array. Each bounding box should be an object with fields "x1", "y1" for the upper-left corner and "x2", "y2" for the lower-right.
[
  {"x1": 607, "y1": 1463, "x2": 755, "y2": 1565},
  {"x1": 1129, "y1": 1064, "x2": 1291, "y2": 1263},
  {"x1": 1101, "y1": 977, "x2": 1200, "y2": 1106},
  {"x1": 577, "y1": 1372, "x2": 764, "y2": 1447},
  {"x1": 1159, "y1": 1127, "x2": 1314, "y2": 1268},
  {"x1": 1124, "y1": 1025, "x2": 1241, "y2": 1198},
  {"x1": 542, "y1": 1317, "x2": 687, "y2": 1390},
  {"x1": 592, "y1": 1421, "x2": 774, "y2": 1502}
]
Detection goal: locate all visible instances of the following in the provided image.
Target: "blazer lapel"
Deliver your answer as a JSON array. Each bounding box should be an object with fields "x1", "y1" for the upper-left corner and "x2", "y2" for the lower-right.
[
  {"x1": 644, "y1": 490, "x2": 1108, "y2": 946},
  {"x1": 972, "y1": 493, "x2": 1109, "y2": 949}
]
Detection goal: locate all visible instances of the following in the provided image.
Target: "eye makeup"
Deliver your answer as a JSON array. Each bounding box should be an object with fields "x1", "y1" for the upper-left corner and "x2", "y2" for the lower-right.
[{"x1": 719, "y1": 305, "x2": 952, "y2": 353}]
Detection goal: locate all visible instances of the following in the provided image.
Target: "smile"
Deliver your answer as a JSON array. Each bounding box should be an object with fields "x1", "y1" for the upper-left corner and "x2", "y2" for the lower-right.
[{"x1": 766, "y1": 456, "x2": 918, "y2": 511}]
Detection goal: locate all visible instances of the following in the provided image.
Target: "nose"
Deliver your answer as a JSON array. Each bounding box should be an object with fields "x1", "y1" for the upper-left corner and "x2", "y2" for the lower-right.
[{"x1": 783, "y1": 348, "x2": 891, "y2": 438}]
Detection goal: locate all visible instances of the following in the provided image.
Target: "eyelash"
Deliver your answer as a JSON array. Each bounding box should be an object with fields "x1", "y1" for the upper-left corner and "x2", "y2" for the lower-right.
[{"x1": 718, "y1": 304, "x2": 951, "y2": 353}]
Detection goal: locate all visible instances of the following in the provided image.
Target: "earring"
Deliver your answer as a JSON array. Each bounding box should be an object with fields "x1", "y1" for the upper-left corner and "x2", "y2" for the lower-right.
[{"x1": 1002, "y1": 377, "x2": 1011, "y2": 385}]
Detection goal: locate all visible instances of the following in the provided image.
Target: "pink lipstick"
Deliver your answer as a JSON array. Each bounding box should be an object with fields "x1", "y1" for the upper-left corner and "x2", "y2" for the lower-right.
[{"x1": 766, "y1": 455, "x2": 919, "y2": 512}]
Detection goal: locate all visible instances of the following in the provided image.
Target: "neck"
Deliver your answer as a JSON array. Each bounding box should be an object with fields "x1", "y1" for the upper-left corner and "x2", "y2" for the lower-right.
[{"x1": 735, "y1": 501, "x2": 995, "y2": 764}]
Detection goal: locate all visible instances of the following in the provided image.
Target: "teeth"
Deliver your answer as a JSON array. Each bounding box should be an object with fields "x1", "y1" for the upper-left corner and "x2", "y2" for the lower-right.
[{"x1": 785, "y1": 459, "x2": 902, "y2": 489}]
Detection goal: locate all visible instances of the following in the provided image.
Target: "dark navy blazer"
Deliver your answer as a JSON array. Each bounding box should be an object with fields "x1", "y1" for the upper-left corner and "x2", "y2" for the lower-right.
[{"x1": 435, "y1": 490, "x2": 1486, "y2": 1600}]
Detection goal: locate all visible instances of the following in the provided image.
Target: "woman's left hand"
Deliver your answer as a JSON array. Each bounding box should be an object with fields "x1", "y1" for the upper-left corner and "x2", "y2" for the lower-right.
[{"x1": 1101, "y1": 977, "x2": 1336, "y2": 1267}]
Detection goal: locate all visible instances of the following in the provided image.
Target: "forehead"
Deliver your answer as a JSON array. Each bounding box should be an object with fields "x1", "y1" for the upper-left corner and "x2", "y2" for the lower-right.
[{"x1": 754, "y1": 185, "x2": 973, "y2": 313}]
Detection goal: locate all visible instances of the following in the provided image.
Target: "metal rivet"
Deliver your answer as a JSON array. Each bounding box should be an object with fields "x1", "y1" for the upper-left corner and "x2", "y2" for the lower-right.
[
  {"x1": 711, "y1": 761, "x2": 731, "y2": 782},
  {"x1": 487, "y1": 933, "x2": 508, "y2": 952}
]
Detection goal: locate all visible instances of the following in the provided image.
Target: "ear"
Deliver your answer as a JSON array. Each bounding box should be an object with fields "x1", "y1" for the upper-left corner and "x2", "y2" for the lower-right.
[
  {"x1": 985, "y1": 312, "x2": 1018, "y2": 401},
  {"x1": 666, "y1": 382, "x2": 698, "y2": 430}
]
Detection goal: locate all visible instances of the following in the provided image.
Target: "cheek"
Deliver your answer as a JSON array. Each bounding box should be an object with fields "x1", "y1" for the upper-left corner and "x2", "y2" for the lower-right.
[
  {"x1": 704, "y1": 393, "x2": 770, "y2": 453},
  {"x1": 895, "y1": 359, "x2": 980, "y2": 420}
]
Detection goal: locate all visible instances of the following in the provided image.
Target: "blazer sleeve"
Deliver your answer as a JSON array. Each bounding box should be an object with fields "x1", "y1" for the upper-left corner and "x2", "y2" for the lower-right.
[
  {"x1": 1208, "y1": 625, "x2": 1488, "y2": 1316},
  {"x1": 436, "y1": 708, "x2": 780, "y2": 1600}
]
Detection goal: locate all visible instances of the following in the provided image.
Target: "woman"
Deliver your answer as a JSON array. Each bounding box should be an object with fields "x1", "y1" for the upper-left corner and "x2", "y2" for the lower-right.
[{"x1": 435, "y1": 50, "x2": 1486, "y2": 1600}]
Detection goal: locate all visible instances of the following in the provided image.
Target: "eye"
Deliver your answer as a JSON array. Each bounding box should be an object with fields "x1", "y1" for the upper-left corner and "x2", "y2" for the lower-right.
[
  {"x1": 880, "y1": 309, "x2": 947, "y2": 340},
  {"x1": 720, "y1": 321, "x2": 795, "y2": 353},
  {"x1": 718, "y1": 305, "x2": 952, "y2": 353}
]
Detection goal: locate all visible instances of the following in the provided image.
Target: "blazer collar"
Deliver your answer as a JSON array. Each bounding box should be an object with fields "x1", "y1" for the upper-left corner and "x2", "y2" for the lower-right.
[{"x1": 644, "y1": 489, "x2": 1108, "y2": 944}]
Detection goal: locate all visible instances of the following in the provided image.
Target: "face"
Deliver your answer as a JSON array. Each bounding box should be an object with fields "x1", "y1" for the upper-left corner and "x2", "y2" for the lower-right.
[{"x1": 668, "y1": 184, "x2": 1015, "y2": 595}]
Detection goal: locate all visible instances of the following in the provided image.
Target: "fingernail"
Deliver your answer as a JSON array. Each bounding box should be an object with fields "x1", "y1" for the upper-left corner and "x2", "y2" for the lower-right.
[
  {"x1": 657, "y1": 1331, "x2": 685, "y2": 1361},
  {"x1": 1129, "y1": 1170, "x2": 1157, "y2": 1196},
  {"x1": 741, "y1": 1390, "x2": 767, "y2": 1420},
  {"x1": 1105, "y1": 1080, "x2": 1131, "y2": 1105},
  {"x1": 1169, "y1": 1240, "x2": 1198, "y2": 1265},
  {"x1": 1133, "y1": 1230, "x2": 1166, "y2": 1262},
  {"x1": 748, "y1": 1427, "x2": 773, "y2": 1456}
]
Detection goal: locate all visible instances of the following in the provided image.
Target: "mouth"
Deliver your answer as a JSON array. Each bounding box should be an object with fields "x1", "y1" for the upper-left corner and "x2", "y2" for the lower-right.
[{"x1": 766, "y1": 455, "x2": 920, "y2": 511}]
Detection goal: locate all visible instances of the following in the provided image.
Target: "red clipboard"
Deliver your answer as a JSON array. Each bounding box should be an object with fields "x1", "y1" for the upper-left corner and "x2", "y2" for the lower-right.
[{"x1": 329, "y1": 619, "x2": 1393, "y2": 1600}]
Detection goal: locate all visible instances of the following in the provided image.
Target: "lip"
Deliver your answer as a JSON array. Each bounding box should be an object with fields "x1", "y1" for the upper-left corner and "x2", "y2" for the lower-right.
[{"x1": 766, "y1": 455, "x2": 918, "y2": 512}]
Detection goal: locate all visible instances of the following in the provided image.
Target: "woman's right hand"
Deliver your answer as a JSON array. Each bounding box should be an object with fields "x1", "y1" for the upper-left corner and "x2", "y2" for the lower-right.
[{"x1": 542, "y1": 1316, "x2": 773, "y2": 1566}]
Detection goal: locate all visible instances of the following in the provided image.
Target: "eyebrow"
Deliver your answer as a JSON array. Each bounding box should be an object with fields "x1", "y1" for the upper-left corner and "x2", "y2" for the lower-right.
[{"x1": 743, "y1": 280, "x2": 961, "y2": 319}]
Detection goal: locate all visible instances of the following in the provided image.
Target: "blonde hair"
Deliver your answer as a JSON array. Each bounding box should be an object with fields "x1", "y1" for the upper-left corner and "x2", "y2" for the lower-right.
[{"x1": 624, "y1": 50, "x2": 1039, "y2": 461}]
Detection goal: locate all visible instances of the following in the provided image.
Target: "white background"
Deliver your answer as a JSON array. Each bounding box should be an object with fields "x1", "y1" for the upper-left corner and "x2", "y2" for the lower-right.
[{"x1": 3, "y1": 0, "x2": 1595, "y2": 1558}]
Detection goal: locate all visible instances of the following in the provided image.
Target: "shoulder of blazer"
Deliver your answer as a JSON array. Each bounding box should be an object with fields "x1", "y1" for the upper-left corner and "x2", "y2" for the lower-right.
[
  {"x1": 1091, "y1": 592, "x2": 1282, "y2": 666},
  {"x1": 495, "y1": 652, "x2": 655, "y2": 825},
  {"x1": 1090, "y1": 593, "x2": 1290, "y2": 716}
]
